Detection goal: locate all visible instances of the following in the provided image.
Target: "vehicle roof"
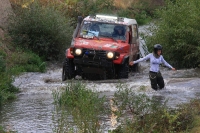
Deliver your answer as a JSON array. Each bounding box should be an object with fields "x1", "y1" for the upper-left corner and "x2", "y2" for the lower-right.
[{"x1": 83, "y1": 15, "x2": 137, "y2": 25}]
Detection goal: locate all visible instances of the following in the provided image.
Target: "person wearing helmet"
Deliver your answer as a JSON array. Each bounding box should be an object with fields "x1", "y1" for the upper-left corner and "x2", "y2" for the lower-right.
[
  {"x1": 129, "y1": 44, "x2": 176, "y2": 90},
  {"x1": 90, "y1": 24, "x2": 100, "y2": 32},
  {"x1": 112, "y1": 25, "x2": 126, "y2": 40}
]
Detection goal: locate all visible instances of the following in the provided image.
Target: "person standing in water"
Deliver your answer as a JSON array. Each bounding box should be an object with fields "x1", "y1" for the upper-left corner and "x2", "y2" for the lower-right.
[{"x1": 129, "y1": 44, "x2": 176, "y2": 90}]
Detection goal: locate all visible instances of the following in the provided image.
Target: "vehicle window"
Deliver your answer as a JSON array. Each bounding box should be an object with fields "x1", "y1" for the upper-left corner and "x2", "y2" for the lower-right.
[{"x1": 79, "y1": 21, "x2": 127, "y2": 40}]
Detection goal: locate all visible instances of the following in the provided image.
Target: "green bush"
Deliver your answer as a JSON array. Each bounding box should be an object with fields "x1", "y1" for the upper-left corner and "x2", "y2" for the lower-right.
[
  {"x1": 0, "y1": 45, "x2": 17, "y2": 105},
  {"x1": 51, "y1": 81, "x2": 200, "y2": 132},
  {"x1": 10, "y1": 51, "x2": 46, "y2": 74},
  {"x1": 147, "y1": 0, "x2": 200, "y2": 68},
  {"x1": 0, "y1": 46, "x2": 6, "y2": 73},
  {"x1": 53, "y1": 81, "x2": 108, "y2": 133},
  {"x1": 0, "y1": 56, "x2": 6, "y2": 73},
  {"x1": 0, "y1": 73, "x2": 18, "y2": 105},
  {"x1": 8, "y1": 1, "x2": 73, "y2": 60},
  {"x1": 0, "y1": 40, "x2": 44, "y2": 104},
  {"x1": 65, "y1": 0, "x2": 114, "y2": 19},
  {"x1": 116, "y1": 0, "x2": 163, "y2": 25},
  {"x1": 111, "y1": 84, "x2": 194, "y2": 133}
]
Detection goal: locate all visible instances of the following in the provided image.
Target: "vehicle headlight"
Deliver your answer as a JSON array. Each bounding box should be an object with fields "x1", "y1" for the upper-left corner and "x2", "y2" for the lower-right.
[
  {"x1": 107, "y1": 52, "x2": 114, "y2": 59},
  {"x1": 75, "y1": 49, "x2": 82, "y2": 55}
]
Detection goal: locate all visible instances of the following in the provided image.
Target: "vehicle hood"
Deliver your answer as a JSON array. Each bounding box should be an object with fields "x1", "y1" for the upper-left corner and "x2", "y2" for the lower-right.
[{"x1": 73, "y1": 38, "x2": 128, "y2": 52}]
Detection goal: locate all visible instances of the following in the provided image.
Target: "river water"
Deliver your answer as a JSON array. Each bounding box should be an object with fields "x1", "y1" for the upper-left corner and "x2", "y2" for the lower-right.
[
  {"x1": 0, "y1": 62, "x2": 200, "y2": 132},
  {"x1": 0, "y1": 26, "x2": 200, "y2": 132}
]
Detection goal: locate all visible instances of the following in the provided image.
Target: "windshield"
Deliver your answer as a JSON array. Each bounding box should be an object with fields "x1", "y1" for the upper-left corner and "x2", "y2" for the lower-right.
[{"x1": 78, "y1": 21, "x2": 127, "y2": 41}]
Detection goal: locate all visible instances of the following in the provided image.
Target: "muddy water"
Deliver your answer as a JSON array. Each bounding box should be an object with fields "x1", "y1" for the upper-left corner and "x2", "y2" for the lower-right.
[{"x1": 0, "y1": 61, "x2": 200, "y2": 132}]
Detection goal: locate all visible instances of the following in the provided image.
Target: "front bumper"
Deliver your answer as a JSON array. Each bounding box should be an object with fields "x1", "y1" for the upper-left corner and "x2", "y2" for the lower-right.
[{"x1": 74, "y1": 57, "x2": 113, "y2": 67}]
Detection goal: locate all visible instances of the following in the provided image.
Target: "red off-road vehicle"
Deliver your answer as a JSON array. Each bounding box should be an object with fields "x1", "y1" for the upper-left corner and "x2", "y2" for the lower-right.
[{"x1": 62, "y1": 15, "x2": 140, "y2": 80}]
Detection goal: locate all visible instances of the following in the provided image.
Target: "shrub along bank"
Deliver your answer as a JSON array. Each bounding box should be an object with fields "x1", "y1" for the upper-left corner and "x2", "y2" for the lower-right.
[
  {"x1": 0, "y1": 38, "x2": 46, "y2": 105},
  {"x1": 8, "y1": 2, "x2": 73, "y2": 61},
  {"x1": 0, "y1": 1, "x2": 73, "y2": 104},
  {"x1": 52, "y1": 81, "x2": 108, "y2": 132},
  {"x1": 53, "y1": 81, "x2": 200, "y2": 133},
  {"x1": 147, "y1": 0, "x2": 200, "y2": 68},
  {"x1": 61, "y1": 0, "x2": 164, "y2": 25}
]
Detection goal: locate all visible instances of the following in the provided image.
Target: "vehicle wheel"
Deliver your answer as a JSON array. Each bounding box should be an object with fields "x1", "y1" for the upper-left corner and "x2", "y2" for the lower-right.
[
  {"x1": 62, "y1": 58, "x2": 75, "y2": 81},
  {"x1": 118, "y1": 62, "x2": 129, "y2": 79},
  {"x1": 106, "y1": 68, "x2": 115, "y2": 79},
  {"x1": 100, "y1": 72, "x2": 106, "y2": 80}
]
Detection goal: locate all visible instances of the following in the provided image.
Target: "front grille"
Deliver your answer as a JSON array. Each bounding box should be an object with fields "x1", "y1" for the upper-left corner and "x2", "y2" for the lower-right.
[
  {"x1": 73, "y1": 49, "x2": 113, "y2": 67},
  {"x1": 82, "y1": 48, "x2": 107, "y2": 59}
]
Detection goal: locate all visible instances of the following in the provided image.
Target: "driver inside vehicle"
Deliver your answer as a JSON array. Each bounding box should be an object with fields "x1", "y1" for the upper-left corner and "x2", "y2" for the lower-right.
[
  {"x1": 90, "y1": 24, "x2": 100, "y2": 32},
  {"x1": 112, "y1": 25, "x2": 126, "y2": 40}
]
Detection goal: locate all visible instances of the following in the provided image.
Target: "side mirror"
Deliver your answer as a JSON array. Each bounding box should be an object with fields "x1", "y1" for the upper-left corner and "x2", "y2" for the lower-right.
[{"x1": 78, "y1": 16, "x2": 83, "y2": 24}]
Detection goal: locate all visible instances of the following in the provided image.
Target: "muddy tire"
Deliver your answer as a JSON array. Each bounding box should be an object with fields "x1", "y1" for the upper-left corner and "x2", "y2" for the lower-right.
[
  {"x1": 106, "y1": 68, "x2": 115, "y2": 79},
  {"x1": 62, "y1": 58, "x2": 75, "y2": 81},
  {"x1": 118, "y1": 62, "x2": 129, "y2": 79}
]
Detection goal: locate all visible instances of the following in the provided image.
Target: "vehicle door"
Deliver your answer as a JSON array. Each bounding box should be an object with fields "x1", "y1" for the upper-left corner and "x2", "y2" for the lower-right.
[{"x1": 129, "y1": 24, "x2": 139, "y2": 62}]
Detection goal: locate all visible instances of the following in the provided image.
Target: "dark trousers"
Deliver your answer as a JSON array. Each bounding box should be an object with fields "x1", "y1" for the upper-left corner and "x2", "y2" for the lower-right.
[{"x1": 149, "y1": 71, "x2": 165, "y2": 90}]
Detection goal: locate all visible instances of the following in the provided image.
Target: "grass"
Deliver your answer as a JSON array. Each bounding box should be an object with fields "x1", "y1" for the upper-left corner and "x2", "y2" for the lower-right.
[
  {"x1": 52, "y1": 81, "x2": 200, "y2": 133},
  {"x1": 189, "y1": 116, "x2": 200, "y2": 133},
  {"x1": 0, "y1": 34, "x2": 46, "y2": 105},
  {"x1": 52, "y1": 81, "x2": 109, "y2": 133}
]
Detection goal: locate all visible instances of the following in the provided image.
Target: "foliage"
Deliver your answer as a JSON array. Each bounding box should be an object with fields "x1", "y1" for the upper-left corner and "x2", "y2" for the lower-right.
[
  {"x1": 8, "y1": 1, "x2": 73, "y2": 60},
  {"x1": 0, "y1": 72, "x2": 18, "y2": 105},
  {"x1": 116, "y1": 0, "x2": 164, "y2": 25},
  {"x1": 146, "y1": 0, "x2": 200, "y2": 68},
  {"x1": 17, "y1": 0, "x2": 162, "y2": 26},
  {"x1": 51, "y1": 82, "x2": 200, "y2": 132},
  {"x1": 0, "y1": 126, "x2": 6, "y2": 133},
  {"x1": 0, "y1": 41, "x2": 14, "y2": 105},
  {"x1": 9, "y1": 50, "x2": 46, "y2": 74},
  {"x1": 65, "y1": 0, "x2": 114, "y2": 19},
  {"x1": 0, "y1": 37, "x2": 45, "y2": 105},
  {"x1": 0, "y1": 56, "x2": 6, "y2": 74},
  {"x1": 111, "y1": 84, "x2": 196, "y2": 133},
  {"x1": 52, "y1": 81, "x2": 109, "y2": 133}
]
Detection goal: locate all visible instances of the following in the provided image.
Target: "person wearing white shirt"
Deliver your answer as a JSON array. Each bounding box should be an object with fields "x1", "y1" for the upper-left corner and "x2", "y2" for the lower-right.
[{"x1": 129, "y1": 44, "x2": 176, "y2": 90}]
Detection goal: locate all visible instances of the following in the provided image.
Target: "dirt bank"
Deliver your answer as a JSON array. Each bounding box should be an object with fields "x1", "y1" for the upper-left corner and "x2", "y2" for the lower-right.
[{"x1": 0, "y1": 0, "x2": 13, "y2": 28}]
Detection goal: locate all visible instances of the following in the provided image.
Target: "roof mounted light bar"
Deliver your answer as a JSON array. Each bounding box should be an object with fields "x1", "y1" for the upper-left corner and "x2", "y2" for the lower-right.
[
  {"x1": 95, "y1": 15, "x2": 124, "y2": 22},
  {"x1": 96, "y1": 15, "x2": 117, "y2": 20}
]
